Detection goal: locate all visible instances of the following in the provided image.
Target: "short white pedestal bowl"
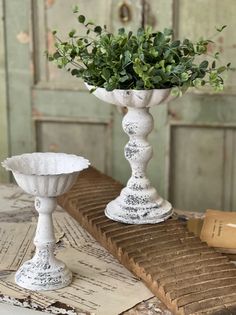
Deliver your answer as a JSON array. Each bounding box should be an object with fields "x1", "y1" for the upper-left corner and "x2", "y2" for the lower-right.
[
  {"x1": 87, "y1": 84, "x2": 173, "y2": 224},
  {"x1": 2, "y1": 152, "x2": 90, "y2": 291}
]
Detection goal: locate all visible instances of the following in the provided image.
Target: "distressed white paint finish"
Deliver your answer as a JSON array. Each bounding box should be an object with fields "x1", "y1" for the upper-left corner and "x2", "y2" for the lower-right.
[
  {"x1": 2, "y1": 152, "x2": 90, "y2": 291},
  {"x1": 87, "y1": 85, "x2": 173, "y2": 224}
]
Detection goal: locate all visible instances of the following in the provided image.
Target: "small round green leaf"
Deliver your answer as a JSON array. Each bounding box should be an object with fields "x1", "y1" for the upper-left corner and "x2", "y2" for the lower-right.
[
  {"x1": 69, "y1": 30, "x2": 76, "y2": 37},
  {"x1": 78, "y1": 15, "x2": 85, "y2": 23},
  {"x1": 94, "y1": 26, "x2": 102, "y2": 34}
]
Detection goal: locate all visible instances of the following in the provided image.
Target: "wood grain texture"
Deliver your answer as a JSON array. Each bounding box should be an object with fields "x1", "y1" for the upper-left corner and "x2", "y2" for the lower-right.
[
  {"x1": 0, "y1": 0, "x2": 9, "y2": 182},
  {"x1": 58, "y1": 167, "x2": 236, "y2": 315},
  {"x1": 144, "y1": 0, "x2": 173, "y2": 30}
]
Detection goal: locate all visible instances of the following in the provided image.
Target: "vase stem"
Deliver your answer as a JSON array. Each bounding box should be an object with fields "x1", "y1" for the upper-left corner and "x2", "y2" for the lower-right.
[
  {"x1": 123, "y1": 107, "x2": 153, "y2": 187},
  {"x1": 34, "y1": 197, "x2": 56, "y2": 247},
  {"x1": 15, "y1": 196, "x2": 72, "y2": 290}
]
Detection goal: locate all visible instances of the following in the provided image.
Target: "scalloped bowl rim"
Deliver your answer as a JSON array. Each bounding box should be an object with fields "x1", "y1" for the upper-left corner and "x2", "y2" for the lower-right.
[
  {"x1": 85, "y1": 83, "x2": 173, "y2": 107},
  {"x1": 85, "y1": 83, "x2": 172, "y2": 93},
  {"x1": 2, "y1": 152, "x2": 90, "y2": 176}
]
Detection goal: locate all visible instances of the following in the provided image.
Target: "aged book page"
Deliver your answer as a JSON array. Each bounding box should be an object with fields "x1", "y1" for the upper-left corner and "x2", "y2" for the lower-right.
[
  {"x1": 44, "y1": 247, "x2": 153, "y2": 315},
  {"x1": 53, "y1": 212, "x2": 120, "y2": 265},
  {"x1": 0, "y1": 222, "x2": 35, "y2": 271},
  {"x1": 49, "y1": 212, "x2": 153, "y2": 314}
]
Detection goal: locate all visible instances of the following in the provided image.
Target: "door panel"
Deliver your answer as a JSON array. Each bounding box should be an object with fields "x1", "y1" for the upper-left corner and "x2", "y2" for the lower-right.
[
  {"x1": 36, "y1": 120, "x2": 111, "y2": 173},
  {"x1": 170, "y1": 126, "x2": 224, "y2": 211},
  {"x1": 166, "y1": 0, "x2": 236, "y2": 211},
  {"x1": 170, "y1": 125, "x2": 236, "y2": 212},
  {"x1": 4, "y1": 0, "x2": 32, "y2": 158},
  {"x1": 32, "y1": 89, "x2": 112, "y2": 119}
]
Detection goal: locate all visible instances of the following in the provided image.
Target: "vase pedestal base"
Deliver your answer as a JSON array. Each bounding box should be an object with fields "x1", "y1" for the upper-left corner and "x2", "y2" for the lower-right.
[
  {"x1": 15, "y1": 258, "x2": 72, "y2": 291},
  {"x1": 105, "y1": 197, "x2": 173, "y2": 224}
]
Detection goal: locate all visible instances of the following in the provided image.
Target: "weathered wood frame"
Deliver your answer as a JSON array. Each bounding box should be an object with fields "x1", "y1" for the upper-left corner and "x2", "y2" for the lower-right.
[
  {"x1": 0, "y1": 0, "x2": 9, "y2": 182},
  {"x1": 3, "y1": 0, "x2": 33, "y2": 159}
]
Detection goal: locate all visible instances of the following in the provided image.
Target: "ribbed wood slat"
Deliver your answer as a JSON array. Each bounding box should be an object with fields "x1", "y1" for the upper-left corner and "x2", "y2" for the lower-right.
[{"x1": 58, "y1": 167, "x2": 236, "y2": 315}]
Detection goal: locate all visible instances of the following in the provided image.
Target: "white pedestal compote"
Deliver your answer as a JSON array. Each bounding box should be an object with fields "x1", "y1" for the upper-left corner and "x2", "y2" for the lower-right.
[
  {"x1": 2, "y1": 152, "x2": 90, "y2": 291},
  {"x1": 87, "y1": 85, "x2": 173, "y2": 224}
]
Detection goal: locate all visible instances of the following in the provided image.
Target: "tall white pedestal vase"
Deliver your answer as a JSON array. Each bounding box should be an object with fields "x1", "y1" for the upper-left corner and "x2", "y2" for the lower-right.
[
  {"x1": 87, "y1": 85, "x2": 173, "y2": 224},
  {"x1": 2, "y1": 152, "x2": 89, "y2": 291}
]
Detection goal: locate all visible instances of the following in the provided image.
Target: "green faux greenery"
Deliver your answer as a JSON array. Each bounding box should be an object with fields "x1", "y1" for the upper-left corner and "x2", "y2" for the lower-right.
[{"x1": 47, "y1": 8, "x2": 231, "y2": 95}]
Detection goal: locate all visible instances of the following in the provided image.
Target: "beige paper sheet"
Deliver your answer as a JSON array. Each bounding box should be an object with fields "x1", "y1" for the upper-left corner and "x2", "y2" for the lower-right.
[
  {"x1": 0, "y1": 222, "x2": 35, "y2": 271},
  {"x1": 44, "y1": 247, "x2": 153, "y2": 315},
  {"x1": 0, "y1": 280, "x2": 56, "y2": 309},
  {"x1": 0, "y1": 184, "x2": 34, "y2": 214},
  {"x1": 53, "y1": 212, "x2": 119, "y2": 265}
]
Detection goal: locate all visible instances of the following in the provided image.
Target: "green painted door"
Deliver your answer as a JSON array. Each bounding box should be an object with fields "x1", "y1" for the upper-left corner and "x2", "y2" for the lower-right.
[
  {"x1": 1, "y1": 0, "x2": 236, "y2": 212},
  {"x1": 0, "y1": 0, "x2": 9, "y2": 182},
  {"x1": 1, "y1": 0, "x2": 148, "y2": 176},
  {"x1": 166, "y1": 1, "x2": 236, "y2": 211}
]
